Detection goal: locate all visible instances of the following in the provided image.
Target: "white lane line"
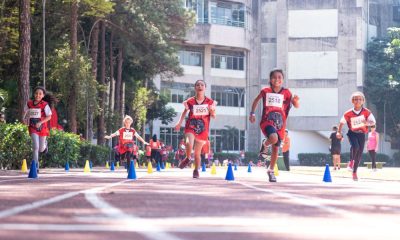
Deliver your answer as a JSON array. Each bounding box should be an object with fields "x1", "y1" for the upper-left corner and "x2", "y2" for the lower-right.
[
  {"x1": 0, "y1": 179, "x2": 130, "y2": 219},
  {"x1": 84, "y1": 185, "x2": 184, "y2": 240}
]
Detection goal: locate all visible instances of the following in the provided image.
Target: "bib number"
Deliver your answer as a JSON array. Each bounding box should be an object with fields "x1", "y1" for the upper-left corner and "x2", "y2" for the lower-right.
[
  {"x1": 266, "y1": 93, "x2": 284, "y2": 108},
  {"x1": 351, "y1": 116, "x2": 366, "y2": 129},
  {"x1": 29, "y1": 109, "x2": 41, "y2": 119},
  {"x1": 123, "y1": 132, "x2": 133, "y2": 140},
  {"x1": 193, "y1": 104, "x2": 209, "y2": 116}
]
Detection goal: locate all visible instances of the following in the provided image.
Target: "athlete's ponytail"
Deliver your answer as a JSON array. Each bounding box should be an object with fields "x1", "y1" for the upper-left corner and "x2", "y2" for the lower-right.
[{"x1": 42, "y1": 92, "x2": 57, "y2": 109}]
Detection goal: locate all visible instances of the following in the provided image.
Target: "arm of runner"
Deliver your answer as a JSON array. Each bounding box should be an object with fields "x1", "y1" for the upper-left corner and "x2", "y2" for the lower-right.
[
  {"x1": 367, "y1": 113, "x2": 376, "y2": 126},
  {"x1": 375, "y1": 132, "x2": 379, "y2": 152},
  {"x1": 35, "y1": 105, "x2": 52, "y2": 129},
  {"x1": 337, "y1": 119, "x2": 345, "y2": 138},
  {"x1": 105, "y1": 130, "x2": 120, "y2": 139},
  {"x1": 292, "y1": 94, "x2": 300, "y2": 108},
  {"x1": 174, "y1": 109, "x2": 189, "y2": 131},
  {"x1": 134, "y1": 132, "x2": 149, "y2": 145},
  {"x1": 249, "y1": 93, "x2": 262, "y2": 123},
  {"x1": 209, "y1": 101, "x2": 217, "y2": 118}
]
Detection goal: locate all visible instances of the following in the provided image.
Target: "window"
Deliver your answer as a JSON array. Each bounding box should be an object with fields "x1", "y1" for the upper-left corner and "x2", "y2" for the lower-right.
[
  {"x1": 210, "y1": 129, "x2": 245, "y2": 152},
  {"x1": 210, "y1": 1, "x2": 245, "y2": 28},
  {"x1": 178, "y1": 49, "x2": 203, "y2": 66},
  {"x1": 161, "y1": 82, "x2": 195, "y2": 103},
  {"x1": 211, "y1": 49, "x2": 245, "y2": 70},
  {"x1": 185, "y1": 0, "x2": 209, "y2": 23},
  {"x1": 394, "y1": 6, "x2": 400, "y2": 22},
  {"x1": 211, "y1": 86, "x2": 245, "y2": 107},
  {"x1": 160, "y1": 127, "x2": 184, "y2": 150}
]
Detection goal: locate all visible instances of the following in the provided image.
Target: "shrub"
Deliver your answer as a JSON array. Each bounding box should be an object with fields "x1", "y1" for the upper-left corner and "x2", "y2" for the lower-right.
[
  {"x1": 43, "y1": 129, "x2": 81, "y2": 168},
  {"x1": 78, "y1": 141, "x2": 110, "y2": 167},
  {"x1": 298, "y1": 152, "x2": 392, "y2": 166},
  {"x1": 0, "y1": 123, "x2": 31, "y2": 169}
]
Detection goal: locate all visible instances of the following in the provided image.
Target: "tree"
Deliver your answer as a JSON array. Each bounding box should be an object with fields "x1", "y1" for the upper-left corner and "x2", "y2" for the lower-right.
[
  {"x1": 365, "y1": 28, "x2": 400, "y2": 148},
  {"x1": 17, "y1": 0, "x2": 31, "y2": 122}
]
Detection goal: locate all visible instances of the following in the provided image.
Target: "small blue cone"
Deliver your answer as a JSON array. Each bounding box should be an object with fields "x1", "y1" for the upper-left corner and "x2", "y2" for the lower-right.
[
  {"x1": 234, "y1": 164, "x2": 238, "y2": 171},
  {"x1": 127, "y1": 160, "x2": 137, "y2": 180},
  {"x1": 28, "y1": 160, "x2": 38, "y2": 179},
  {"x1": 323, "y1": 164, "x2": 332, "y2": 182},
  {"x1": 225, "y1": 163, "x2": 235, "y2": 181},
  {"x1": 65, "y1": 162, "x2": 70, "y2": 172},
  {"x1": 202, "y1": 162, "x2": 206, "y2": 172},
  {"x1": 110, "y1": 161, "x2": 115, "y2": 171},
  {"x1": 161, "y1": 162, "x2": 165, "y2": 169},
  {"x1": 247, "y1": 163, "x2": 252, "y2": 173},
  {"x1": 156, "y1": 162, "x2": 161, "y2": 172},
  {"x1": 89, "y1": 161, "x2": 93, "y2": 169}
]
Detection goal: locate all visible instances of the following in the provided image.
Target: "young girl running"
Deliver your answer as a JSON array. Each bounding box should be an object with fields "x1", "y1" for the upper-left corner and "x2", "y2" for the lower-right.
[
  {"x1": 24, "y1": 87, "x2": 53, "y2": 172},
  {"x1": 337, "y1": 92, "x2": 376, "y2": 181},
  {"x1": 174, "y1": 80, "x2": 216, "y2": 178},
  {"x1": 249, "y1": 69, "x2": 299, "y2": 182},
  {"x1": 105, "y1": 115, "x2": 148, "y2": 170}
]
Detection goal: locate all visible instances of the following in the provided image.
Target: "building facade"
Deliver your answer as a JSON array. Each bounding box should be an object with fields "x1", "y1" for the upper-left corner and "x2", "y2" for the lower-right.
[{"x1": 152, "y1": 0, "x2": 399, "y2": 159}]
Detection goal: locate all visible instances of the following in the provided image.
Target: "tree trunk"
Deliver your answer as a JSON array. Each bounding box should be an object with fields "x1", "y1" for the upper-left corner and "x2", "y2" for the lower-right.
[
  {"x1": 97, "y1": 21, "x2": 106, "y2": 145},
  {"x1": 108, "y1": 30, "x2": 114, "y2": 115},
  {"x1": 114, "y1": 45, "x2": 123, "y2": 119},
  {"x1": 68, "y1": 0, "x2": 78, "y2": 133},
  {"x1": 87, "y1": 19, "x2": 99, "y2": 141},
  {"x1": 17, "y1": 0, "x2": 31, "y2": 122}
]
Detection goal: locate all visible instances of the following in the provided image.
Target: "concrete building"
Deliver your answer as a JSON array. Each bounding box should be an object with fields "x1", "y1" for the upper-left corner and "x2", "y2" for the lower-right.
[{"x1": 152, "y1": 0, "x2": 398, "y2": 160}]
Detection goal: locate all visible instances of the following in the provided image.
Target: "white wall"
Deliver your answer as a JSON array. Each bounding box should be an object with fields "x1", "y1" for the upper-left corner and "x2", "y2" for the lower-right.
[
  {"x1": 288, "y1": 9, "x2": 338, "y2": 38},
  {"x1": 211, "y1": 68, "x2": 246, "y2": 78},
  {"x1": 182, "y1": 65, "x2": 203, "y2": 75},
  {"x1": 288, "y1": 51, "x2": 338, "y2": 79},
  {"x1": 290, "y1": 88, "x2": 338, "y2": 117},
  {"x1": 289, "y1": 130, "x2": 330, "y2": 161}
]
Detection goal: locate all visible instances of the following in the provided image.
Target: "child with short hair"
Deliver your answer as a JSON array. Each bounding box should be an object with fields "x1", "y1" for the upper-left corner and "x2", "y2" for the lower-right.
[
  {"x1": 105, "y1": 115, "x2": 148, "y2": 169},
  {"x1": 249, "y1": 69, "x2": 299, "y2": 182},
  {"x1": 337, "y1": 92, "x2": 376, "y2": 181}
]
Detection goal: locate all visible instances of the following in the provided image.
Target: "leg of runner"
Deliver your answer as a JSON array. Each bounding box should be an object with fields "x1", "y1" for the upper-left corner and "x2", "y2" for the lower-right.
[
  {"x1": 193, "y1": 139, "x2": 206, "y2": 178},
  {"x1": 178, "y1": 133, "x2": 194, "y2": 169}
]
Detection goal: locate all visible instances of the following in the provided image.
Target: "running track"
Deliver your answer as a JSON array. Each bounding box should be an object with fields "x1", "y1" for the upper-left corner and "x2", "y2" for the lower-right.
[{"x1": 0, "y1": 166, "x2": 399, "y2": 240}]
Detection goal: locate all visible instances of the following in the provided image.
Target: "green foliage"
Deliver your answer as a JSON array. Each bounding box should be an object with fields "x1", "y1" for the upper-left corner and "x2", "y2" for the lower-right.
[
  {"x1": 44, "y1": 129, "x2": 81, "y2": 168},
  {"x1": 366, "y1": 28, "x2": 400, "y2": 147},
  {"x1": 79, "y1": 140, "x2": 110, "y2": 167},
  {"x1": 131, "y1": 87, "x2": 150, "y2": 130},
  {"x1": 146, "y1": 93, "x2": 176, "y2": 125},
  {"x1": 0, "y1": 123, "x2": 31, "y2": 169},
  {"x1": 298, "y1": 152, "x2": 392, "y2": 166}
]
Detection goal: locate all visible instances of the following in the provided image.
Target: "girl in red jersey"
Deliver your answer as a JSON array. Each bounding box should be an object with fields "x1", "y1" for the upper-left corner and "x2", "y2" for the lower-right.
[
  {"x1": 174, "y1": 80, "x2": 216, "y2": 178},
  {"x1": 149, "y1": 134, "x2": 162, "y2": 167},
  {"x1": 23, "y1": 87, "x2": 53, "y2": 172},
  {"x1": 249, "y1": 69, "x2": 299, "y2": 182},
  {"x1": 105, "y1": 115, "x2": 148, "y2": 170},
  {"x1": 337, "y1": 92, "x2": 376, "y2": 181}
]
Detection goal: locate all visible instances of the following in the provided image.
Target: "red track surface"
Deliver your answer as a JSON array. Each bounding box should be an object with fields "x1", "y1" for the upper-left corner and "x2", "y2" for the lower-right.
[{"x1": 1, "y1": 167, "x2": 400, "y2": 240}]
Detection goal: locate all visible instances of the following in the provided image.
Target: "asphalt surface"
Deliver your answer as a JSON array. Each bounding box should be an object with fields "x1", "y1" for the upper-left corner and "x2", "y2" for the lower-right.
[{"x1": 0, "y1": 166, "x2": 399, "y2": 240}]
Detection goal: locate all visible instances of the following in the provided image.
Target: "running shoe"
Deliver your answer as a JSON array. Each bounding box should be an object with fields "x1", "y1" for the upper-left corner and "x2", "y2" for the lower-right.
[
  {"x1": 352, "y1": 172, "x2": 358, "y2": 181},
  {"x1": 193, "y1": 169, "x2": 199, "y2": 178},
  {"x1": 267, "y1": 170, "x2": 277, "y2": 182},
  {"x1": 259, "y1": 139, "x2": 268, "y2": 160},
  {"x1": 178, "y1": 157, "x2": 190, "y2": 169}
]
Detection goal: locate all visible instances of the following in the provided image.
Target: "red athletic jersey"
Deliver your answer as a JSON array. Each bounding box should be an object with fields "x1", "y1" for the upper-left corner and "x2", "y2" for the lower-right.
[
  {"x1": 259, "y1": 87, "x2": 292, "y2": 140},
  {"x1": 132, "y1": 144, "x2": 139, "y2": 156},
  {"x1": 184, "y1": 96, "x2": 214, "y2": 141},
  {"x1": 118, "y1": 128, "x2": 136, "y2": 154},
  {"x1": 150, "y1": 139, "x2": 161, "y2": 150},
  {"x1": 342, "y1": 108, "x2": 372, "y2": 133},
  {"x1": 27, "y1": 100, "x2": 51, "y2": 136}
]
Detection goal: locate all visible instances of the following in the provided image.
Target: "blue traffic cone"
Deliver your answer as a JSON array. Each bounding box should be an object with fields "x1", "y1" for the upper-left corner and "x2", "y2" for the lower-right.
[
  {"x1": 225, "y1": 163, "x2": 235, "y2": 181},
  {"x1": 156, "y1": 162, "x2": 161, "y2": 172},
  {"x1": 28, "y1": 160, "x2": 38, "y2": 179},
  {"x1": 234, "y1": 164, "x2": 238, "y2": 171},
  {"x1": 65, "y1": 162, "x2": 70, "y2": 172},
  {"x1": 323, "y1": 164, "x2": 332, "y2": 182},
  {"x1": 127, "y1": 160, "x2": 137, "y2": 180},
  {"x1": 110, "y1": 161, "x2": 115, "y2": 171},
  {"x1": 161, "y1": 162, "x2": 165, "y2": 169},
  {"x1": 202, "y1": 162, "x2": 206, "y2": 172},
  {"x1": 89, "y1": 161, "x2": 93, "y2": 169},
  {"x1": 247, "y1": 163, "x2": 252, "y2": 173}
]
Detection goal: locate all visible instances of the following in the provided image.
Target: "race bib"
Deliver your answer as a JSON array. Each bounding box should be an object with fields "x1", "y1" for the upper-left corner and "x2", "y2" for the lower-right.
[
  {"x1": 193, "y1": 104, "x2": 209, "y2": 116},
  {"x1": 29, "y1": 109, "x2": 41, "y2": 118},
  {"x1": 266, "y1": 93, "x2": 284, "y2": 108},
  {"x1": 351, "y1": 115, "x2": 366, "y2": 129},
  {"x1": 123, "y1": 132, "x2": 133, "y2": 140}
]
